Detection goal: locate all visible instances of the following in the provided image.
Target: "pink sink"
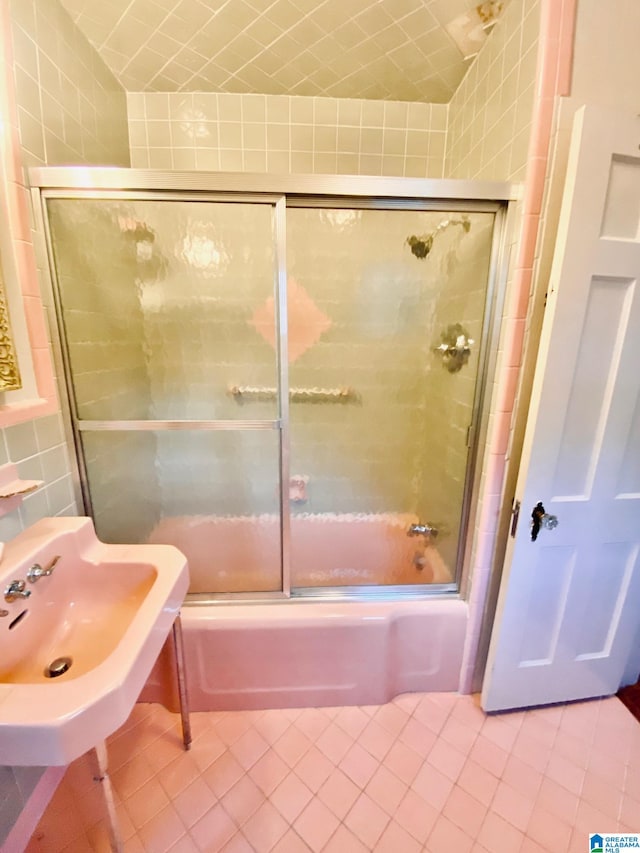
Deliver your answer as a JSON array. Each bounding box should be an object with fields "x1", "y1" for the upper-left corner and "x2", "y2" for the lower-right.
[{"x1": 0, "y1": 517, "x2": 188, "y2": 766}]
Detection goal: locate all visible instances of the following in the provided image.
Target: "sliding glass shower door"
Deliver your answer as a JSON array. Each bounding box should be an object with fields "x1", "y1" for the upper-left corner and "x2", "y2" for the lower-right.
[
  {"x1": 286, "y1": 206, "x2": 496, "y2": 589},
  {"x1": 38, "y1": 178, "x2": 503, "y2": 598},
  {"x1": 45, "y1": 195, "x2": 285, "y2": 594}
]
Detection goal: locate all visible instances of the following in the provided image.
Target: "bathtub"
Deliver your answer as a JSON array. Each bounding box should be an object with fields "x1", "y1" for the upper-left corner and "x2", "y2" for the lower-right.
[
  {"x1": 148, "y1": 512, "x2": 453, "y2": 592},
  {"x1": 141, "y1": 512, "x2": 466, "y2": 710},
  {"x1": 142, "y1": 599, "x2": 467, "y2": 711}
]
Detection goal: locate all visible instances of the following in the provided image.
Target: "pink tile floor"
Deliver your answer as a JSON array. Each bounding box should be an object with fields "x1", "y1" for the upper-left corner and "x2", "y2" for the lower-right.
[{"x1": 25, "y1": 693, "x2": 640, "y2": 853}]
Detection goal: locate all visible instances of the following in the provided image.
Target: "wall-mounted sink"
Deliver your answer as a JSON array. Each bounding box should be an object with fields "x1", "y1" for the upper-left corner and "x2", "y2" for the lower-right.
[{"x1": 0, "y1": 517, "x2": 189, "y2": 766}]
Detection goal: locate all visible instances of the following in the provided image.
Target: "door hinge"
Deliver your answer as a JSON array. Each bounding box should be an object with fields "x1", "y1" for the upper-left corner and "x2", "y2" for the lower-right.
[{"x1": 510, "y1": 499, "x2": 521, "y2": 537}]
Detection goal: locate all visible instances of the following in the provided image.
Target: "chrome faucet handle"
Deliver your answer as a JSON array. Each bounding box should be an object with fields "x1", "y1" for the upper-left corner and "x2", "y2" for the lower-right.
[
  {"x1": 4, "y1": 579, "x2": 31, "y2": 602},
  {"x1": 407, "y1": 523, "x2": 439, "y2": 539},
  {"x1": 27, "y1": 554, "x2": 60, "y2": 583}
]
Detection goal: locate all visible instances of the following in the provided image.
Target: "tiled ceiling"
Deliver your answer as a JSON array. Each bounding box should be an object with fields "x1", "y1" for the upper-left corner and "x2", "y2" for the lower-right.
[{"x1": 59, "y1": 0, "x2": 505, "y2": 101}]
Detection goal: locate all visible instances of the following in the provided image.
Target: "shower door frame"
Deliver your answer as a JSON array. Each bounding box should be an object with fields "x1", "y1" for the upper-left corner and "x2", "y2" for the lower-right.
[{"x1": 30, "y1": 168, "x2": 515, "y2": 602}]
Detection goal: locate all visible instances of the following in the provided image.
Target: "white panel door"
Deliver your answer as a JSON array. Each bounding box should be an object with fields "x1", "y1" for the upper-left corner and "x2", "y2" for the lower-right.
[{"x1": 482, "y1": 106, "x2": 640, "y2": 712}]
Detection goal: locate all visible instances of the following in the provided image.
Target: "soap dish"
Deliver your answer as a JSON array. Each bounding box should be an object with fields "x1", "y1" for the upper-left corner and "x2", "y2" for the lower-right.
[
  {"x1": 0, "y1": 463, "x2": 44, "y2": 517},
  {"x1": 0, "y1": 479, "x2": 42, "y2": 498}
]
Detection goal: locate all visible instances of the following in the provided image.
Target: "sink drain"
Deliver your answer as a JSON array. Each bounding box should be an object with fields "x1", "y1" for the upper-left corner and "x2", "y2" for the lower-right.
[{"x1": 44, "y1": 656, "x2": 72, "y2": 678}]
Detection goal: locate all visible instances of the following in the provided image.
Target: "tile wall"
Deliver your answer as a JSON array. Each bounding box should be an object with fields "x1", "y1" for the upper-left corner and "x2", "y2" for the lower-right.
[
  {"x1": 2, "y1": 0, "x2": 132, "y2": 536},
  {"x1": 1, "y1": 0, "x2": 130, "y2": 843},
  {"x1": 9, "y1": 0, "x2": 130, "y2": 169},
  {"x1": 442, "y1": 0, "x2": 543, "y2": 690},
  {"x1": 445, "y1": 0, "x2": 540, "y2": 182},
  {"x1": 61, "y1": 0, "x2": 470, "y2": 102},
  {"x1": 127, "y1": 92, "x2": 447, "y2": 178}
]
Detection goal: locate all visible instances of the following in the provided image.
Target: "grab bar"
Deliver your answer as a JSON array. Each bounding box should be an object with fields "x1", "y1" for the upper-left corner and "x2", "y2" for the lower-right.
[{"x1": 228, "y1": 385, "x2": 357, "y2": 403}]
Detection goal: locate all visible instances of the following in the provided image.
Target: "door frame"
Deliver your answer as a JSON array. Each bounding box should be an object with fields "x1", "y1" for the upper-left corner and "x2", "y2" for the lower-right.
[{"x1": 30, "y1": 169, "x2": 515, "y2": 602}]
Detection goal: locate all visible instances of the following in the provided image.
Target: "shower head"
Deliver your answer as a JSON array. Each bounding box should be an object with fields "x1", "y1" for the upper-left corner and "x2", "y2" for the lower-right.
[{"x1": 406, "y1": 215, "x2": 471, "y2": 260}]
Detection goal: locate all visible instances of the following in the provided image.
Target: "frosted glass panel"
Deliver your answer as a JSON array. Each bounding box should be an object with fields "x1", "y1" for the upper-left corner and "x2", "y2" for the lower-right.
[
  {"x1": 48, "y1": 198, "x2": 277, "y2": 420},
  {"x1": 49, "y1": 194, "x2": 498, "y2": 596},
  {"x1": 286, "y1": 207, "x2": 495, "y2": 587},
  {"x1": 82, "y1": 430, "x2": 282, "y2": 594}
]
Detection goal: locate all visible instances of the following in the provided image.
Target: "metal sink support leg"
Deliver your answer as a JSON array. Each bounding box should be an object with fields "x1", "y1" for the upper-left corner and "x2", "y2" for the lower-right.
[
  {"x1": 90, "y1": 741, "x2": 123, "y2": 853},
  {"x1": 172, "y1": 614, "x2": 192, "y2": 750},
  {"x1": 87, "y1": 618, "x2": 190, "y2": 853}
]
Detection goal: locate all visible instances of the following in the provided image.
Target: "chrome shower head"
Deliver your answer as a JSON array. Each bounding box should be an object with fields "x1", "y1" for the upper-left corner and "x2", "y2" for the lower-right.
[{"x1": 406, "y1": 215, "x2": 471, "y2": 259}]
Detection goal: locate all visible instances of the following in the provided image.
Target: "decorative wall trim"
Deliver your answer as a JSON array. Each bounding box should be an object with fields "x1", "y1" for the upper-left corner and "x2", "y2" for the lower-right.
[{"x1": 0, "y1": 267, "x2": 21, "y2": 391}]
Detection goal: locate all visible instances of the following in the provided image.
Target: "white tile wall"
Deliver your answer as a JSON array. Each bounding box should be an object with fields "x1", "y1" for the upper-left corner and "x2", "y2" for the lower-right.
[
  {"x1": 10, "y1": 0, "x2": 130, "y2": 168},
  {"x1": 0, "y1": 414, "x2": 75, "y2": 542},
  {"x1": 128, "y1": 92, "x2": 447, "y2": 178},
  {"x1": 59, "y1": 0, "x2": 479, "y2": 102},
  {"x1": 3, "y1": 0, "x2": 132, "y2": 542},
  {"x1": 445, "y1": 0, "x2": 540, "y2": 182}
]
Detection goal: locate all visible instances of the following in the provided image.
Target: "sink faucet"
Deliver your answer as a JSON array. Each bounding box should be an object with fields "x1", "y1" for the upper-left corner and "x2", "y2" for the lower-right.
[
  {"x1": 27, "y1": 555, "x2": 60, "y2": 583},
  {"x1": 4, "y1": 580, "x2": 31, "y2": 602}
]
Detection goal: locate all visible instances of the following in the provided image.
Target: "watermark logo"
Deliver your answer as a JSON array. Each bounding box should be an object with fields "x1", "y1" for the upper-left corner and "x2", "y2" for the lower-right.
[{"x1": 590, "y1": 834, "x2": 640, "y2": 851}]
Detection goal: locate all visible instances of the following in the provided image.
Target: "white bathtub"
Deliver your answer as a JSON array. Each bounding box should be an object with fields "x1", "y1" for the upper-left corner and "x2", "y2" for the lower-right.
[{"x1": 141, "y1": 598, "x2": 467, "y2": 710}]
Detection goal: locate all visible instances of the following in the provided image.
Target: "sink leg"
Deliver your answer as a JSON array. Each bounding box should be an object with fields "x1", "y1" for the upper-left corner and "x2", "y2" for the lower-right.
[
  {"x1": 90, "y1": 742, "x2": 123, "y2": 853},
  {"x1": 172, "y1": 614, "x2": 192, "y2": 750}
]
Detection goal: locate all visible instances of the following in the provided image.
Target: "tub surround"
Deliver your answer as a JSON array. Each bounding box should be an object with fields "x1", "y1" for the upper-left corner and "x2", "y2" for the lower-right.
[{"x1": 128, "y1": 92, "x2": 447, "y2": 178}]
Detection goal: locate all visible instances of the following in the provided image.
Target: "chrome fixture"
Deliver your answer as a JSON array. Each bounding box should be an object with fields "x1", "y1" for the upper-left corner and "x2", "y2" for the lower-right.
[
  {"x1": 434, "y1": 323, "x2": 475, "y2": 372},
  {"x1": 44, "y1": 656, "x2": 73, "y2": 678},
  {"x1": 4, "y1": 580, "x2": 31, "y2": 602},
  {"x1": 413, "y1": 553, "x2": 428, "y2": 570},
  {"x1": 407, "y1": 523, "x2": 439, "y2": 539},
  {"x1": 531, "y1": 502, "x2": 559, "y2": 542},
  {"x1": 172, "y1": 616, "x2": 192, "y2": 750},
  {"x1": 27, "y1": 554, "x2": 61, "y2": 583},
  {"x1": 407, "y1": 215, "x2": 471, "y2": 259}
]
